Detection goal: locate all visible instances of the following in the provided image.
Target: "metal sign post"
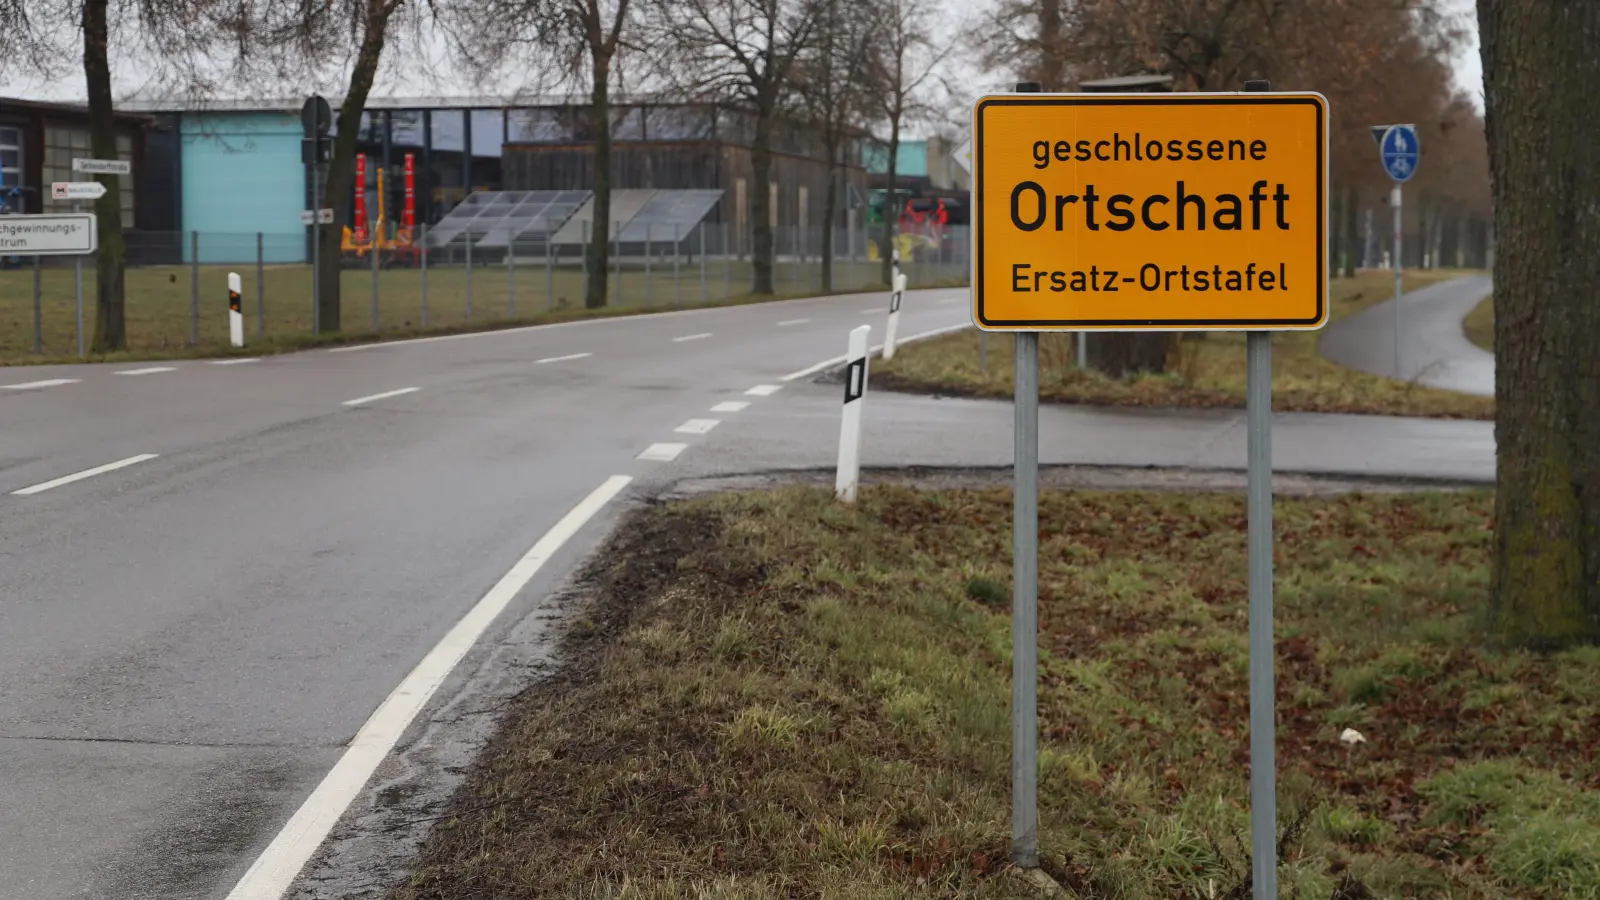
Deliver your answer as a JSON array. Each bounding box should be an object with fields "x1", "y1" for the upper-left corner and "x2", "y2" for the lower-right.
[
  {"x1": 1372, "y1": 123, "x2": 1419, "y2": 378},
  {"x1": 303, "y1": 95, "x2": 332, "y2": 334},
  {"x1": 972, "y1": 79, "x2": 1329, "y2": 893}
]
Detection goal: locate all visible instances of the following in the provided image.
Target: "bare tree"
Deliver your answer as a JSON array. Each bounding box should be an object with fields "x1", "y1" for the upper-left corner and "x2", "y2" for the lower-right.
[
  {"x1": 248, "y1": 0, "x2": 425, "y2": 332},
  {"x1": 650, "y1": 0, "x2": 819, "y2": 295},
  {"x1": 867, "y1": 0, "x2": 952, "y2": 286},
  {"x1": 798, "y1": 0, "x2": 875, "y2": 292},
  {"x1": 439, "y1": 0, "x2": 636, "y2": 309},
  {"x1": 0, "y1": 0, "x2": 228, "y2": 353}
]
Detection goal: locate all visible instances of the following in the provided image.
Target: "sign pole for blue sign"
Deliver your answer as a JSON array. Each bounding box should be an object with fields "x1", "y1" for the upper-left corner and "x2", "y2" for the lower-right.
[{"x1": 1378, "y1": 124, "x2": 1419, "y2": 379}]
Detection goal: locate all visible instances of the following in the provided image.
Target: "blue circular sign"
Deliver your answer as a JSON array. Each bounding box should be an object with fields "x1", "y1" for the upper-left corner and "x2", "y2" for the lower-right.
[{"x1": 1380, "y1": 124, "x2": 1420, "y2": 183}]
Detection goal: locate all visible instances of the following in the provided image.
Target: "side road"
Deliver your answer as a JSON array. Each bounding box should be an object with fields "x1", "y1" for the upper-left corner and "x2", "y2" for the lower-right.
[{"x1": 1319, "y1": 273, "x2": 1495, "y2": 396}]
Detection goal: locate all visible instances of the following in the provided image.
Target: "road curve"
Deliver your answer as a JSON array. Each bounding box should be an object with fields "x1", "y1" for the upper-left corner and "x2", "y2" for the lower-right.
[{"x1": 1318, "y1": 274, "x2": 1494, "y2": 396}]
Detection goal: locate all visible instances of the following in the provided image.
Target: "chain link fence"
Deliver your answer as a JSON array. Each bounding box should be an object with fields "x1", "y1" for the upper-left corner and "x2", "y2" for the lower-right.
[{"x1": 0, "y1": 223, "x2": 971, "y2": 360}]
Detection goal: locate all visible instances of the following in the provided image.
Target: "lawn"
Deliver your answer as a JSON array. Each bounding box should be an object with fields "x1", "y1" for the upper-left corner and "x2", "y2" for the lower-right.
[
  {"x1": 392, "y1": 483, "x2": 1599, "y2": 899},
  {"x1": 1463, "y1": 296, "x2": 1494, "y2": 352},
  {"x1": 874, "y1": 270, "x2": 1496, "y2": 420},
  {"x1": 0, "y1": 254, "x2": 962, "y2": 364}
]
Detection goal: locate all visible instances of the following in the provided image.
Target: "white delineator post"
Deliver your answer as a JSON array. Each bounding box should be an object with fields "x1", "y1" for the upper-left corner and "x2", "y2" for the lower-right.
[
  {"x1": 882, "y1": 271, "x2": 907, "y2": 359},
  {"x1": 228, "y1": 272, "x2": 245, "y2": 348},
  {"x1": 835, "y1": 324, "x2": 871, "y2": 503}
]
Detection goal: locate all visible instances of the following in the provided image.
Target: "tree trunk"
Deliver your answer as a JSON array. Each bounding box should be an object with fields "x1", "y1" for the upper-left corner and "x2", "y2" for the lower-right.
[
  {"x1": 879, "y1": 118, "x2": 899, "y2": 286},
  {"x1": 821, "y1": 140, "x2": 838, "y2": 293},
  {"x1": 1341, "y1": 183, "x2": 1359, "y2": 277},
  {"x1": 1037, "y1": 0, "x2": 1065, "y2": 89},
  {"x1": 586, "y1": 49, "x2": 613, "y2": 308},
  {"x1": 750, "y1": 112, "x2": 775, "y2": 295},
  {"x1": 82, "y1": 0, "x2": 126, "y2": 353},
  {"x1": 1480, "y1": 0, "x2": 1600, "y2": 648},
  {"x1": 318, "y1": 12, "x2": 390, "y2": 332}
]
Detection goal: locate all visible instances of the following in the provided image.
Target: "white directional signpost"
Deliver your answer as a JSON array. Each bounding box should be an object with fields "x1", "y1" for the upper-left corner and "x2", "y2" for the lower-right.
[
  {"x1": 52, "y1": 182, "x2": 107, "y2": 201},
  {"x1": 72, "y1": 157, "x2": 131, "y2": 176},
  {"x1": 0, "y1": 214, "x2": 97, "y2": 255},
  {"x1": 1373, "y1": 123, "x2": 1419, "y2": 378},
  {"x1": 974, "y1": 80, "x2": 1328, "y2": 898}
]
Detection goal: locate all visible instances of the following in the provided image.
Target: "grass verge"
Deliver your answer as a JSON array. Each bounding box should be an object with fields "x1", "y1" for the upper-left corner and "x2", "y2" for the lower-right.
[
  {"x1": 0, "y1": 258, "x2": 962, "y2": 365},
  {"x1": 874, "y1": 270, "x2": 1495, "y2": 420},
  {"x1": 393, "y1": 484, "x2": 1600, "y2": 899},
  {"x1": 1463, "y1": 296, "x2": 1494, "y2": 353}
]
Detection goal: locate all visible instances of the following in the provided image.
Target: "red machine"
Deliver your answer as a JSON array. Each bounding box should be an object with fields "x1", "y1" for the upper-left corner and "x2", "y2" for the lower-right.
[{"x1": 353, "y1": 154, "x2": 369, "y2": 245}]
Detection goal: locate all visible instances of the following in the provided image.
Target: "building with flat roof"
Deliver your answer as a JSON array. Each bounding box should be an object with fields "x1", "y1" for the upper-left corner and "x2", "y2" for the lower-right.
[
  {"x1": 0, "y1": 97, "x2": 147, "y2": 226},
  {"x1": 118, "y1": 95, "x2": 871, "y2": 263}
]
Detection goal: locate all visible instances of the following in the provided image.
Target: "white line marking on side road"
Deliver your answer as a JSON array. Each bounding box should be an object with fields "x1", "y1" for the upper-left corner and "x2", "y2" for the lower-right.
[
  {"x1": 674, "y1": 418, "x2": 719, "y2": 435},
  {"x1": 222, "y1": 474, "x2": 633, "y2": 900},
  {"x1": 711, "y1": 401, "x2": 749, "y2": 413},
  {"x1": 745, "y1": 384, "x2": 782, "y2": 396},
  {"x1": 113, "y1": 366, "x2": 178, "y2": 376},
  {"x1": 2, "y1": 379, "x2": 81, "y2": 390},
  {"x1": 637, "y1": 442, "x2": 687, "y2": 461},
  {"x1": 672, "y1": 332, "x2": 712, "y2": 343},
  {"x1": 779, "y1": 322, "x2": 970, "y2": 382},
  {"x1": 859, "y1": 308, "x2": 881, "y2": 314},
  {"x1": 209, "y1": 358, "x2": 260, "y2": 365},
  {"x1": 938, "y1": 297, "x2": 961, "y2": 305},
  {"x1": 12, "y1": 453, "x2": 160, "y2": 496},
  {"x1": 777, "y1": 318, "x2": 809, "y2": 326},
  {"x1": 341, "y1": 387, "x2": 421, "y2": 407},
  {"x1": 536, "y1": 352, "x2": 592, "y2": 364}
]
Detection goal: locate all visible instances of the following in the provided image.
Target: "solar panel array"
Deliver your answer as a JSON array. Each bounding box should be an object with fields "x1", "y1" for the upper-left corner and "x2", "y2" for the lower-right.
[
  {"x1": 427, "y1": 190, "x2": 592, "y2": 248},
  {"x1": 427, "y1": 188, "x2": 724, "y2": 250},
  {"x1": 614, "y1": 190, "x2": 725, "y2": 242}
]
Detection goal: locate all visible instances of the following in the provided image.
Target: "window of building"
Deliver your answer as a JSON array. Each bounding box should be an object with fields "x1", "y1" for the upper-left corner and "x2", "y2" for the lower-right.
[
  {"x1": 645, "y1": 106, "x2": 713, "y2": 141},
  {"x1": 0, "y1": 125, "x2": 21, "y2": 197},
  {"x1": 507, "y1": 108, "x2": 574, "y2": 144}
]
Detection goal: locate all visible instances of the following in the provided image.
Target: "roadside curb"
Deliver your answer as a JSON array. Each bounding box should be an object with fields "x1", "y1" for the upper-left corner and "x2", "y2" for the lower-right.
[{"x1": 660, "y1": 464, "x2": 1492, "y2": 500}]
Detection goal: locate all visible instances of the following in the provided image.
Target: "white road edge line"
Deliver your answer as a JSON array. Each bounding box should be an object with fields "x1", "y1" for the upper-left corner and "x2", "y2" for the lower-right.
[
  {"x1": 779, "y1": 322, "x2": 971, "y2": 382},
  {"x1": 2, "y1": 378, "x2": 81, "y2": 390},
  {"x1": 210, "y1": 358, "x2": 260, "y2": 365},
  {"x1": 637, "y1": 442, "x2": 687, "y2": 461},
  {"x1": 12, "y1": 453, "x2": 160, "y2": 496},
  {"x1": 710, "y1": 401, "x2": 749, "y2": 413},
  {"x1": 341, "y1": 387, "x2": 421, "y2": 407},
  {"x1": 672, "y1": 332, "x2": 713, "y2": 342},
  {"x1": 745, "y1": 384, "x2": 782, "y2": 396},
  {"x1": 113, "y1": 366, "x2": 178, "y2": 376},
  {"x1": 674, "y1": 418, "x2": 720, "y2": 435},
  {"x1": 777, "y1": 318, "x2": 809, "y2": 326},
  {"x1": 222, "y1": 474, "x2": 633, "y2": 900},
  {"x1": 536, "y1": 352, "x2": 592, "y2": 364}
]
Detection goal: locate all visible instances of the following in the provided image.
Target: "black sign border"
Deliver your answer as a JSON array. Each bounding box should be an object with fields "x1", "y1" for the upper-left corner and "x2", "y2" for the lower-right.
[{"x1": 974, "y1": 94, "x2": 1327, "y2": 330}]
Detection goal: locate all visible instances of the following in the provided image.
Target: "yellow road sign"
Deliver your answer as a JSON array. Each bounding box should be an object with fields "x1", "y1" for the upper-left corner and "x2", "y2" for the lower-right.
[{"x1": 971, "y1": 92, "x2": 1328, "y2": 331}]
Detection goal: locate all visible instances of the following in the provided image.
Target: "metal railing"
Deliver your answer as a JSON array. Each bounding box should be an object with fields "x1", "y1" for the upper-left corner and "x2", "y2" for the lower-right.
[{"x1": 0, "y1": 222, "x2": 972, "y2": 360}]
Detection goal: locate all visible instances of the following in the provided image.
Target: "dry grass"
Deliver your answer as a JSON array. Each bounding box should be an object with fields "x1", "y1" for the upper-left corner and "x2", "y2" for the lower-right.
[
  {"x1": 393, "y1": 485, "x2": 1600, "y2": 899},
  {"x1": 874, "y1": 270, "x2": 1495, "y2": 420},
  {"x1": 1463, "y1": 296, "x2": 1494, "y2": 353}
]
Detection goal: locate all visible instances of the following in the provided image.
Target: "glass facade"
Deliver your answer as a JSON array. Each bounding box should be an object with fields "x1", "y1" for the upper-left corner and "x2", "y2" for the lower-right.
[
  {"x1": 0, "y1": 125, "x2": 20, "y2": 195},
  {"x1": 42, "y1": 125, "x2": 134, "y2": 227}
]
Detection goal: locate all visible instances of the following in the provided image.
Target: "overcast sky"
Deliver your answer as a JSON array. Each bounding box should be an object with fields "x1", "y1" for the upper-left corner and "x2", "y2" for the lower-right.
[{"x1": 1, "y1": 1, "x2": 1485, "y2": 114}]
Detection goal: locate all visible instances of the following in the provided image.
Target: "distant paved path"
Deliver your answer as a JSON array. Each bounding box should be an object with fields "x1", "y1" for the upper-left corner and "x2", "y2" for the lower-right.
[{"x1": 1319, "y1": 274, "x2": 1494, "y2": 396}]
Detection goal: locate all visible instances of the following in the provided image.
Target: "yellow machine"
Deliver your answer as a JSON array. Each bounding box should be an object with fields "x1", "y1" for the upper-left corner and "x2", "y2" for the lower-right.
[{"x1": 343, "y1": 167, "x2": 394, "y2": 258}]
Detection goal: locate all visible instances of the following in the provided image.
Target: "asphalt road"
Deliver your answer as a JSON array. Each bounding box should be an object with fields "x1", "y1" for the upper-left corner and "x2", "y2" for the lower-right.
[
  {"x1": 1319, "y1": 274, "x2": 1495, "y2": 395},
  {"x1": 0, "y1": 285, "x2": 1493, "y2": 900}
]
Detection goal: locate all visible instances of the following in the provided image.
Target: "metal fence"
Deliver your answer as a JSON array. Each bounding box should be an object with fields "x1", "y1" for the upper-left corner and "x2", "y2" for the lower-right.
[{"x1": 0, "y1": 222, "x2": 971, "y2": 360}]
